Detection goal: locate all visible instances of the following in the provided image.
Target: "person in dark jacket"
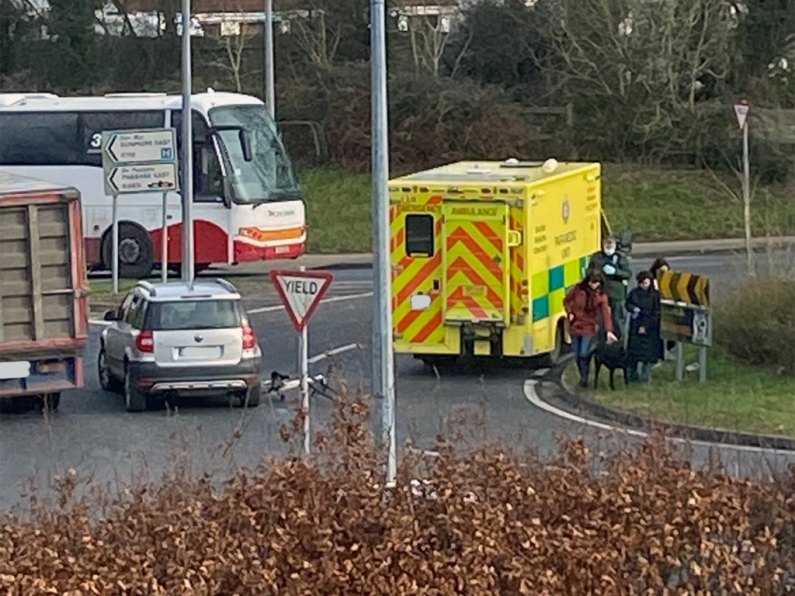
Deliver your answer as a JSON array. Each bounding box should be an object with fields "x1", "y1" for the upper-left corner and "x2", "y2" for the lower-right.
[
  {"x1": 625, "y1": 271, "x2": 661, "y2": 383},
  {"x1": 648, "y1": 257, "x2": 674, "y2": 360},
  {"x1": 587, "y1": 237, "x2": 632, "y2": 338},
  {"x1": 564, "y1": 272, "x2": 617, "y2": 388},
  {"x1": 649, "y1": 258, "x2": 670, "y2": 290}
]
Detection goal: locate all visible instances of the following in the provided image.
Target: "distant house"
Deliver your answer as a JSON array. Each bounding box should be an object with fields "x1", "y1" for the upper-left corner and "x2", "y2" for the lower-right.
[{"x1": 114, "y1": 0, "x2": 460, "y2": 37}]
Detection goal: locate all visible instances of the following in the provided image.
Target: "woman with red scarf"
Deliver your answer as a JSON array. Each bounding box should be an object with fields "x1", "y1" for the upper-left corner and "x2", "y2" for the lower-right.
[{"x1": 564, "y1": 272, "x2": 618, "y2": 388}]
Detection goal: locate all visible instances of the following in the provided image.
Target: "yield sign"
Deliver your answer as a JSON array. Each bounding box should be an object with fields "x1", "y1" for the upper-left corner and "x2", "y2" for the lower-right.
[
  {"x1": 734, "y1": 103, "x2": 750, "y2": 129},
  {"x1": 270, "y1": 270, "x2": 333, "y2": 332}
]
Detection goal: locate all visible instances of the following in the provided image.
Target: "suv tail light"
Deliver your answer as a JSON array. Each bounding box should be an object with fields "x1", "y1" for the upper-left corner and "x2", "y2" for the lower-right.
[
  {"x1": 136, "y1": 330, "x2": 154, "y2": 353},
  {"x1": 242, "y1": 325, "x2": 257, "y2": 350}
]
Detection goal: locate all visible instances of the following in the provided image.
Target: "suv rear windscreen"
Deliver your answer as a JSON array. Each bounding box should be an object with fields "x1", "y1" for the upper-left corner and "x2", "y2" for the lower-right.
[{"x1": 144, "y1": 300, "x2": 241, "y2": 331}]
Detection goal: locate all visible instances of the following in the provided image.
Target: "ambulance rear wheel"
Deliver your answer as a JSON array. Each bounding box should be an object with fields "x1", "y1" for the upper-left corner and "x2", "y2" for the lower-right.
[{"x1": 418, "y1": 355, "x2": 457, "y2": 369}]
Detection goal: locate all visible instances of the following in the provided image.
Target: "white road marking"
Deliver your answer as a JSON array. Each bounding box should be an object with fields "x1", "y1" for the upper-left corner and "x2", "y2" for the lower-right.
[
  {"x1": 247, "y1": 291, "x2": 373, "y2": 314},
  {"x1": 308, "y1": 343, "x2": 362, "y2": 364},
  {"x1": 523, "y1": 379, "x2": 791, "y2": 455}
]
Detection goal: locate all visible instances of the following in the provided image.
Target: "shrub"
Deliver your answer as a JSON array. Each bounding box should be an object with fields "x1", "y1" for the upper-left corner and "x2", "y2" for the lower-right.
[
  {"x1": 715, "y1": 277, "x2": 795, "y2": 376},
  {"x1": 2, "y1": 397, "x2": 795, "y2": 594},
  {"x1": 276, "y1": 65, "x2": 535, "y2": 174}
]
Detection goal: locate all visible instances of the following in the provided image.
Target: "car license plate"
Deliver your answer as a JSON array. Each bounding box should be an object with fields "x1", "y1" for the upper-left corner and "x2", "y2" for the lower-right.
[
  {"x1": 179, "y1": 346, "x2": 221, "y2": 359},
  {"x1": 0, "y1": 361, "x2": 31, "y2": 380},
  {"x1": 275, "y1": 245, "x2": 290, "y2": 254}
]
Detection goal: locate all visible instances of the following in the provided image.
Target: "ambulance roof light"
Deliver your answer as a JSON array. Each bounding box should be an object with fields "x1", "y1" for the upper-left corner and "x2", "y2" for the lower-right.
[{"x1": 541, "y1": 158, "x2": 559, "y2": 173}]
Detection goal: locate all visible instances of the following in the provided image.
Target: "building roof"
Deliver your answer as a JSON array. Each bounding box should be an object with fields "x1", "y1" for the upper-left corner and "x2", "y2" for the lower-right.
[{"x1": 124, "y1": 0, "x2": 457, "y2": 12}]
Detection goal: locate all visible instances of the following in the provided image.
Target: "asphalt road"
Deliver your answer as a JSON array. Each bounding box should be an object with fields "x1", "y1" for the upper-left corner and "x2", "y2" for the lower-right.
[{"x1": 1, "y1": 251, "x2": 793, "y2": 511}]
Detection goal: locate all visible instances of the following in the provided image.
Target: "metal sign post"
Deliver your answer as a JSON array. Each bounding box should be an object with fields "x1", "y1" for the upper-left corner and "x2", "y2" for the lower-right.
[
  {"x1": 101, "y1": 128, "x2": 179, "y2": 294},
  {"x1": 161, "y1": 192, "x2": 168, "y2": 283},
  {"x1": 112, "y1": 195, "x2": 119, "y2": 295},
  {"x1": 270, "y1": 269, "x2": 333, "y2": 455},
  {"x1": 734, "y1": 100, "x2": 752, "y2": 276},
  {"x1": 657, "y1": 270, "x2": 712, "y2": 383},
  {"x1": 181, "y1": 0, "x2": 195, "y2": 283},
  {"x1": 371, "y1": 0, "x2": 397, "y2": 486},
  {"x1": 264, "y1": 0, "x2": 275, "y2": 120}
]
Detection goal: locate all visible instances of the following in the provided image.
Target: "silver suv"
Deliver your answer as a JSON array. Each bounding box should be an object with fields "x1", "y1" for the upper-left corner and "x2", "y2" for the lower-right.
[{"x1": 98, "y1": 279, "x2": 262, "y2": 412}]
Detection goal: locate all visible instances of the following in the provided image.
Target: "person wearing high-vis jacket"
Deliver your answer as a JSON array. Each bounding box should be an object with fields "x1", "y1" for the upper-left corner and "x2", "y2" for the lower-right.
[{"x1": 587, "y1": 236, "x2": 632, "y2": 337}]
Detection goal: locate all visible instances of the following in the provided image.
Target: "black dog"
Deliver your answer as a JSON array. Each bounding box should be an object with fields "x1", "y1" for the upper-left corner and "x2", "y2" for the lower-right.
[{"x1": 593, "y1": 339, "x2": 628, "y2": 390}]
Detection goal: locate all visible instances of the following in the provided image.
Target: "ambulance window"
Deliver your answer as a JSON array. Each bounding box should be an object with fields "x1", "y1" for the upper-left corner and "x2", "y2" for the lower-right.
[{"x1": 406, "y1": 214, "x2": 434, "y2": 257}]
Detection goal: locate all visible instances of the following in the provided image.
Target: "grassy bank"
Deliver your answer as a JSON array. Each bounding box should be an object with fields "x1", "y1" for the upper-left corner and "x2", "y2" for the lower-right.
[
  {"x1": 88, "y1": 275, "x2": 274, "y2": 306},
  {"x1": 563, "y1": 345, "x2": 795, "y2": 438},
  {"x1": 299, "y1": 164, "x2": 795, "y2": 253}
]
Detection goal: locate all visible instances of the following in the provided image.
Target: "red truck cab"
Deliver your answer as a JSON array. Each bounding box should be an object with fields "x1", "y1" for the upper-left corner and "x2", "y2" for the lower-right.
[{"x1": 0, "y1": 170, "x2": 88, "y2": 411}]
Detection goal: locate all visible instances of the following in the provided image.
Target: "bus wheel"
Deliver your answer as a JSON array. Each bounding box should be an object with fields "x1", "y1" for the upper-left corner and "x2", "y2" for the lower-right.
[{"x1": 102, "y1": 223, "x2": 154, "y2": 279}]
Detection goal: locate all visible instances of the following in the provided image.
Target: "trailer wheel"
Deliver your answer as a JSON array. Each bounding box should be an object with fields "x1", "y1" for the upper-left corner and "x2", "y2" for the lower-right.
[{"x1": 102, "y1": 223, "x2": 154, "y2": 279}]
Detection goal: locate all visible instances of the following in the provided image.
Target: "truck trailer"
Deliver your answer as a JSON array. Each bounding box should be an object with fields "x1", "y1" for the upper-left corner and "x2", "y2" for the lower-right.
[
  {"x1": 389, "y1": 159, "x2": 630, "y2": 365},
  {"x1": 0, "y1": 170, "x2": 88, "y2": 410}
]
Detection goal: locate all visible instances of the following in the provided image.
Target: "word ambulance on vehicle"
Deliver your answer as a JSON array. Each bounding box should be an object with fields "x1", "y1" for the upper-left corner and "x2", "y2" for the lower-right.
[{"x1": 389, "y1": 159, "x2": 629, "y2": 365}]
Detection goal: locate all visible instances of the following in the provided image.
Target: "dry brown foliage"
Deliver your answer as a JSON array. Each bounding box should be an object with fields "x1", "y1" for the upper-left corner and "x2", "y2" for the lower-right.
[{"x1": 2, "y1": 396, "x2": 795, "y2": 595}]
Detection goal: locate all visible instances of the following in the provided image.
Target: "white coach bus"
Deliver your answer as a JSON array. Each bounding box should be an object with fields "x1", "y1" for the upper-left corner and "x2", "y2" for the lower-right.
[{"x1": 0, "y1": 90, "x2": 306, "y2": 277}]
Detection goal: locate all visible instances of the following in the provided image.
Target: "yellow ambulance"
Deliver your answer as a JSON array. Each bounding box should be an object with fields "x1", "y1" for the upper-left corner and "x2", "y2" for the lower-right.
[{"x1": 389, "y1": 159, "x2": 629, "y2": 365}]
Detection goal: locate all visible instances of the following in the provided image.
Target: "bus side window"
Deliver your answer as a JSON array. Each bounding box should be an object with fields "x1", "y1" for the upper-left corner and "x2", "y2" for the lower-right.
[
  {"x1": 79, "y1": 111, "x2": 165, "y2": 166},
  {"x1": 0, "y1": 112, "x2": 81, "y2": 166}
]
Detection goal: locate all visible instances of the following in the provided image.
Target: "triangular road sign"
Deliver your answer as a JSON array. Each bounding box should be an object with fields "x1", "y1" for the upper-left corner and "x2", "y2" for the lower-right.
[
  {"x1": 269, "y1": 269, "x2": 333, "y2": 332},
  {"x1": 734, "y1": 103, "x2": 749, "y2": 129}
]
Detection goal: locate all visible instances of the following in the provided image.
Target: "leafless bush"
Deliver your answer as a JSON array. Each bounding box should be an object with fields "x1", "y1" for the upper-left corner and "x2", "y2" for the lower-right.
[{"x1": 2, "y1": 395, "x2": 795, "y2": 595}]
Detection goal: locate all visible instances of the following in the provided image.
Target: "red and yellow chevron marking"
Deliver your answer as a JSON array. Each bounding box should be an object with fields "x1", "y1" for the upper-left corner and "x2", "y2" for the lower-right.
[
  {"x1": 444, "y1": 221, "x2": 506, "y2": 322},
  {"x1": 509, "y1": 210, "x2": 525, "y2": 320},
  {"x1": 392, "y1": 252, "x2": 445, "y2": 344},
  {"x1": 390, "y1": 194, "x2": 445, "y2": 345}
]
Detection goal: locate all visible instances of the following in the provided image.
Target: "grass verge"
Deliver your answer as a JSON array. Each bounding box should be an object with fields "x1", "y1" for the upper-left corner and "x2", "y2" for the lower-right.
[
  {"x1": 563, "y1": 344, "x2": 795, "y2": 438},
  {"x1": 88, "y1": 275, "x2": 274, "y2": 306},
  {"x1": 297, "y1": 164, "x2": 795, "y2": 253}
]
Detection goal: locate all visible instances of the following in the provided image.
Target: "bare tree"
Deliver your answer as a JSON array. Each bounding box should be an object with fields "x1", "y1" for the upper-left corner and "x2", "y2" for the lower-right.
[
  {"x1": 539, "y1": 0, "x2": 734, "y2": 159},
  {"x1": 284, "y1": 0, "x2": 369, "y2": 71},
  {"x1": 211, "y1": 20, "x2": 253, "y2": 93},
  {"x1": 392, "y1": 3, "x2": 455, "y2": 77}
]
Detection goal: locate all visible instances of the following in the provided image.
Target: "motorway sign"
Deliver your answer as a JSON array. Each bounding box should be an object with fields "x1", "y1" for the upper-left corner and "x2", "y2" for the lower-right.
[
  {"x1": 104, "y1": 163, "x2": 178, "y2": 196},
  {"x1": 102, "y1": 129, "x2": 176, "y2": 165},
  {"x1": 270, "y1": 270, "x2": 333, "y2": 332}
]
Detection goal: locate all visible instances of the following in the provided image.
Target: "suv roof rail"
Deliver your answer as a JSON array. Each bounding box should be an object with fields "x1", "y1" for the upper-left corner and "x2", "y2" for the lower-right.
[
  {"x1": 213, "y1": 278, "x2": 238, "y2": 294},
  {"x1": 136, "y1": 280, "x2": 157, "y2": 296}
]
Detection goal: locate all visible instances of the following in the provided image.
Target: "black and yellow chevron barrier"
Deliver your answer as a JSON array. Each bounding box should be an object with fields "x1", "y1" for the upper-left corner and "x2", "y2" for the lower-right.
[{"x1": 658, "y1": 270, "x2": 710, "y2": 308}]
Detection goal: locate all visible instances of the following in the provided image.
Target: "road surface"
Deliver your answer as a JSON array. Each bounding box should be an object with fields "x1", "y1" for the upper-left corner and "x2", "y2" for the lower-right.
[{"x1": 1, "y1": 251, "x2": 793, "y2": 511}]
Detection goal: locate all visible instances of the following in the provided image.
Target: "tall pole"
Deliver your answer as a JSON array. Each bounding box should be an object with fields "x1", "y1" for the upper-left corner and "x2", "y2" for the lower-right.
[
  {"x1": 161, "y1": 192, "x2": 168, "y2": 283},
  {"x1": 264, "y1": 0, "x2": 275, "y2": 120},
  {"x1": 741, "y1": 118, "x2": 753, "y2": 277},
  {"x1": 111, "y1": 196, "x2": 119, "y2": 294},
  {"x1": 371, "y1": 0, "x2": 396, "y2": 485},
  {"x1": 299, "y1": 265, "x2": 310, "y2": 455},
  {"x1": 181, "y1": 0, "x2": 194, "y2": 283}
]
